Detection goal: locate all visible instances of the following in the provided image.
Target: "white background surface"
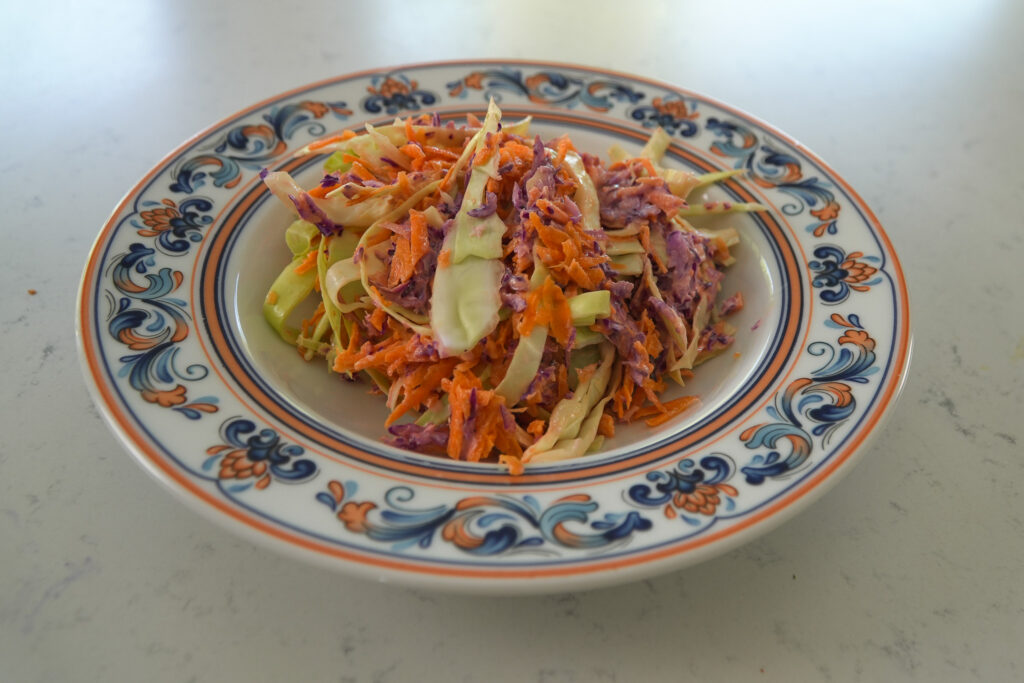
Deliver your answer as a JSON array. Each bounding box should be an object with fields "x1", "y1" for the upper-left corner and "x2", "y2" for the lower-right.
[{"x1": 2, "y1": 0, "x2": 1022, "y2": 680}]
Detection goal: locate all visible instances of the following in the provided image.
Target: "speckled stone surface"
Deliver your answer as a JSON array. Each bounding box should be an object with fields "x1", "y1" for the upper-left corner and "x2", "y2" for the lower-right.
[{"x1": 2, "y1": 1, "x2": 1022, "y2": 681}]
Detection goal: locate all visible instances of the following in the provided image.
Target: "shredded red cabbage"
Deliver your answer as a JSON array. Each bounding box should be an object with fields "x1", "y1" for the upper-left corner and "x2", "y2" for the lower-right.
[
  {"x1": 467, "y1": 191, "x2": 498, "y2": 218},
  {"x1": 720, "y1": 292, "x2": 744, "y2": 316},
  {"x1": 289, "y1": 193, "x2": 341, "y2": 235},
  {"x1": 385, "y1": 423, "x2": 449, "y2": 451}
]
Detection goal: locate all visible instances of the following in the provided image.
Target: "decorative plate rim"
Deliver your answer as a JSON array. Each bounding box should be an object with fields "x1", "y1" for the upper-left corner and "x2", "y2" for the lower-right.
[{"x1": 76, "y1": 59, "x2": 911, "y2": 594}]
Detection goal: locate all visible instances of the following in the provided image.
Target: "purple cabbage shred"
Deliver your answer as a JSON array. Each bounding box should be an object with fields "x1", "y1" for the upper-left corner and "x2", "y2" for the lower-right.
[
  {"x1": 467, "y1": 191, "x2": 498, "y2": 218},
  {"x1": 289, "y1": 193, "x2": 341, "y2": 236}
]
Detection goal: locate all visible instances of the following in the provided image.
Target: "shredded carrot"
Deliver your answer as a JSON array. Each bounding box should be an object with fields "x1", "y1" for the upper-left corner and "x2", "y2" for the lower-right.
[
  {"x1": 408, "y1": 211, "x2": 429, "y2": 263},
  {"x1": 422, "y1": 145, "x2": 460, "y2": 161},
  {"x1": 526, "y1": 206, "x2": 608, "y2": 289},
  {"x1": 266, "y1": 290, "x2": 278, "y2": 305},
  {"x1": 650, "y1": 189, "x2": 683, "y2": 217},
  {"x1": 395, "y1": 171, "x2": 413, "y2": 198},
  {"x1": 403, "y1": 117, "x2": 418, "y2": 145},
  {"x1": 331, "y1": 323, "x2": 364, "y2": 374},
  {"x1": 299, "y1": 302, "x2": 326, "y2": 338},
  {"x1": 305, "y1": 131, "x2": 355, "y2": 152},
  {"x1": 553, "y1": 135, "x2": 575, "y2": 166},
  {"x1": 400, "y1": 143, "x2": 425, "y2": 171},
  {"x1": 385, "y1": 358, "x2": 458, "y2": 426},
  {"x1": 443, "y1": 370, "x2": 474, "y2": 460},
  {"x1": 368, "y1": 307, "x2": 388, "y2": 333},
  {"x1": 637, "y1": 157, "x2": 659, "y2": 178},
  {"x1": 473, "y1": 130, "x2": 501, "y2": 166},
  {"x1": 348, "y1": 160, "x2": 376, "y2": 181},
  {"x1": 555, "y1": 365, "x2": 569, "y2": 401},
  {"x1": 642, "y1": 396, "x2": 701, "y2": 426},
  {"x1": 535, "y1": 198, "x2": 570, "y2": 225},
  {"x1": 364, "y1": 229, "x2": 392, "y2": 249},
  {"x1": 388, "y1": 234, "x2": 415, "y2": 286},
  {"x1": 517, "y1": 276, "x2": 573, "y2": 346},
  {"x1": 499, "y1": 454, "x2": 524, "y2": 475},
  {"x1": 639, "y1": 311, "x2": 664, "y2": 359},
  {"x1": 483, "y1": 318, "x2": 515, "y2": 383},
  {"x1": 612, "y1": 375, "x2": 639, "y2": 419},
  {"x1": 294, "y1": 250, "x2": 318, "y2": 275}
]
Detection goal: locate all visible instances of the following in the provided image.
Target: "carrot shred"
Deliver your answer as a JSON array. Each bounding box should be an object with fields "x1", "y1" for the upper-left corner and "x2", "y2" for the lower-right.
[
  {"x1": 349, "y1": 161, "x2": 376, "y2": 181},
  {"x1": 293, "y1": 250, "x2": 318, "y2": 275},
  {"x1": 388, "y1": 234, "x2": 414, "y2": 286},
  {"x1": 422, "y1": 145, "x2": 460, "y2": 161},
  {"x1": 403, "y1": 117, "x2": 418, "y2": 145},
  {"x1": 385, "y1": 357, "x2": 458, "y2": 426},
  {"x1": 499, "y1": 455, "x2": 524, "y2": 475},
  {"x1": 400, "y1": 143, "x2": 426, "y2": 171},
  {"x1": 517, "y1": 276, "x2": 573, "y2": 346},
  {"x1": 364, "y1": 229, "x2": 392, "y2": 249},
  {"x1": 395, "y1": 171, "x2": 413, "y2": 198},
  {"x1": 553, "y1": 135, "x2": 575, "y2": 166},
  {"x1": 638, "y1": 157, "x2": 659, "y2": 178},
  {"x1": 642, "y1": 396, "x2": 701, "y2": 426},
  {"x1": 305, "y1": 132, "x2": 354, "y2": 152},
  {"x1": 408, "y1": 211, "x2": 429, "y2": 262}
]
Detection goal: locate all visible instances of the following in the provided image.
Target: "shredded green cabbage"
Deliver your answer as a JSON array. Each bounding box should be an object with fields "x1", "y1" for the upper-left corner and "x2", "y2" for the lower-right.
[{"x1": 429, "y1": 100, "x2": 505, "y2": 354}]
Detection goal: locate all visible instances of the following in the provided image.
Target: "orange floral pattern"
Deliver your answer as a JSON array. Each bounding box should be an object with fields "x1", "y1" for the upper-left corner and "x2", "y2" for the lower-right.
[
  {"x1": 629, "y1": 94, "x2": 700, "y2": 136},
  {"x1": 204, "y1": 418, "x2": 316, "y2": 492},
  {"x1": 663, "y1": 482, "x2": 740, "y2": 517},
  {"x1": 364, "y1": 72, "x2": 437, "y2": 114},
  {"x1": 810, "y1": 246, "x2": 882, "y2": 304}
]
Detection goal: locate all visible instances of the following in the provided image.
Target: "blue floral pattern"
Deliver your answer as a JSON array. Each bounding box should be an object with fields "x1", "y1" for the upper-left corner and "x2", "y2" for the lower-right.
[
  {"x1": 317, "y1": 482, "x2": 650, "y2": 555},
  {"x1": 628, "y1": 94, "x2": 700, "y2": 136},
  {"x1": 101, "y1": 99, "x2": 351, "y2": 420},
  {"x1": 447, "y1": 68, "x2": 643, "y2": 110},
  {"x1": 204, "y1": 417, "x2": 317, "y2": 492},
  {"x1": 809, "y1": 245, "x2": 883, "y2": 304},
  {"x1": 362, "y1": 73, "x2": 438, "y2": 114},
  {"x1": 170, "y1": 100, "x2": 351, "y2": 194},
  {"x1": 706, "y1": 117, "x2": 843, "y2": 237},
  {"x1": 628, "y1": 455, "x2": 738, "y2": 524},
  {"x1": 107, "y1": 241, "x2": 218, "y2": 419}
]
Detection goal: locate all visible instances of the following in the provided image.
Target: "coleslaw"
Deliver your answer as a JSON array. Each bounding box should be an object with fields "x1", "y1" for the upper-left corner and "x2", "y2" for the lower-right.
[{"x1": 261, "y1": 100, "x2": 759, "y2": 473}]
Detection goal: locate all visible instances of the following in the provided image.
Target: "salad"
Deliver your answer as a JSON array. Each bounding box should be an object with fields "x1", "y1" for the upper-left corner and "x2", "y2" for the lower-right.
[{"x1": 261, "y1": 100, "x2": 759, "y2": 473}]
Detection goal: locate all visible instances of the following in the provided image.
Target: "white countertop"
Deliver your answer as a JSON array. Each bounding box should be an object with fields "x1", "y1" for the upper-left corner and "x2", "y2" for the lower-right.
[{"x1": 2, "y1": 0, "x2": 1022, "y2": 680}]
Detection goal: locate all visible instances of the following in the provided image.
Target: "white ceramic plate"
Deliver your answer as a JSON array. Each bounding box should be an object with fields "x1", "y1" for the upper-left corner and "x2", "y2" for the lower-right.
[{"x1": 77, "y1": 60, "x2": 910, "y2": 594}]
